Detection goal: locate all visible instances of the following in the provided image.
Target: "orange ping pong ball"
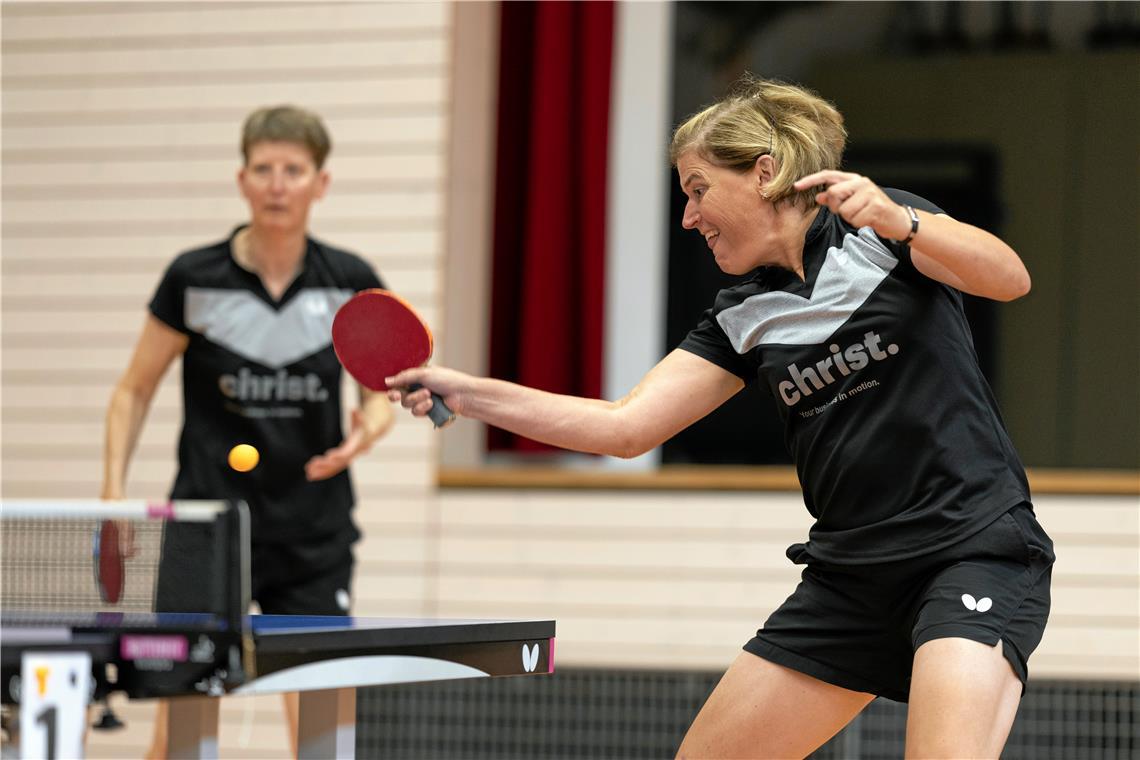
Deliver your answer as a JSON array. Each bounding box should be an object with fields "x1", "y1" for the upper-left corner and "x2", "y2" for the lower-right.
[{"x1": 228, "y1": 444, "x2": 259, "y2": 472}]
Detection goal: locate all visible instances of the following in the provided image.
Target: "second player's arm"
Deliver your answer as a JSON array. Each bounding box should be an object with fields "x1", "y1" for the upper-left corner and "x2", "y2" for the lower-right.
[
  {"x1": 390, "y1": 349, "x2": 745, "y2": 458},
  {"x1": 102, "y1": 315, "x2": 188, "y2": 499},
  {"x1": 303, "y1": 385, "x2": 393, "y2": 481},
  {"x1": 355, "y1": 386, "x2": 395, "y2": 445}
]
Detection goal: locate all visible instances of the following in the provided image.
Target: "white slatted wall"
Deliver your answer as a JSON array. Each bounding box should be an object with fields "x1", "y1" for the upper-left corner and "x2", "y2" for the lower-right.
[
  {"x1": 2, "y1": 3, "x2": 450, "y2": 756},
  {"x1": 433, "y1": 490, "x2": 1140, "y2": 680}
]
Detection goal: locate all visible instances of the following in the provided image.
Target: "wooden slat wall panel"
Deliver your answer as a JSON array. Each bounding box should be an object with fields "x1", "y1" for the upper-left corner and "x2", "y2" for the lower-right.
[
  {"x1": 4, "y1": 39, "x2": 448, "y2": 77},
  {"x1": 2, "y1": 4, "x2": 449, "y2": 757},
  {"x1": 3, "y1": 79, "x2": 447, "y2": 114},
  {"x1": 3, "y1": 117, "x2": 447, "y2": 151},
  {"x1": 2, "y1": 232, "x2": 442, "y2": 263},
  {"x1": 433, "y1": 490, "x2": 1140, "y2": 681},
  {"x1": 3, "y1": 193, "x2": 444, "y2": 223},
  {"x1": 1, "y1": 266, "x2": 439, "y2": 299},
  {"x1": 3, "y1": 157, "x2": 445, "y2": 188},
  {"x1": 0, "y1": 3, "x2": 448, "y2": 40}
]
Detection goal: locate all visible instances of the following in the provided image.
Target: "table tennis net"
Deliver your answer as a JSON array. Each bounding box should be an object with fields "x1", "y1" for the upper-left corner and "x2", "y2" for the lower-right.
[
  {"x1": 2, "y1": 516, "x2": 163, "y2": 614},
  {"x1": 0, "y1": 501, "x2": 248, "y2": 626}
]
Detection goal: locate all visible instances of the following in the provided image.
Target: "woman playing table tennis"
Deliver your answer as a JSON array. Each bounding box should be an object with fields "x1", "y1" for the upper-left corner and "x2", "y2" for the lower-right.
[
  {"x1": 388, "y1": 75, "x2": 1054, "y2": 758},
  {"x1": 101, "y1": 104, "x2": 393, "y2": 756}
]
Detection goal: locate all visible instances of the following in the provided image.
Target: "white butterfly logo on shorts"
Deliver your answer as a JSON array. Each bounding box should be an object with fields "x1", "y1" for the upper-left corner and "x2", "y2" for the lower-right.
[{"x1": 961, "y1": 593, "x2": 993, "y2": 612}]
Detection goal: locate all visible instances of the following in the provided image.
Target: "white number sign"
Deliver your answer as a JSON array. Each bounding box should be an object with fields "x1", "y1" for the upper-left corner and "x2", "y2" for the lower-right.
[{"x1": 19, "y1": 653, "x2": 92, "y2": 760}]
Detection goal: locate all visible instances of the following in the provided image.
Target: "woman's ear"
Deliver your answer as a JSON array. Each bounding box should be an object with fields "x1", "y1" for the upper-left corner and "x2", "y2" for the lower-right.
[
  {"x1": 314, "y1": 168, "x2": 331, "y2": 201},
  {"x1": 754, "y1": 154, "x2": 778, "y2": 198}
]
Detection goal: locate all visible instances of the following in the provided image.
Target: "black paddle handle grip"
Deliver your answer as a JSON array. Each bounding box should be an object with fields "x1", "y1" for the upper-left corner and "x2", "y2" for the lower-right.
[{"x1": 408, "y1": 382, "x2": 455, "y2": 428}]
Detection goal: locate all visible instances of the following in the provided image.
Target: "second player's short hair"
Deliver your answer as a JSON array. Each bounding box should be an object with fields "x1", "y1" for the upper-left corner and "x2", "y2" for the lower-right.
[{"x1": 241, "y1": 105, "x2": 332, "y2": 168}]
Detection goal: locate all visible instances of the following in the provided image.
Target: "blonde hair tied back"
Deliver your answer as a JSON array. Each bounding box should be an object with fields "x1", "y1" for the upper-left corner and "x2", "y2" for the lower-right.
[{"x1": 670, "y1": 74, "x2": 847, "y2": 208}]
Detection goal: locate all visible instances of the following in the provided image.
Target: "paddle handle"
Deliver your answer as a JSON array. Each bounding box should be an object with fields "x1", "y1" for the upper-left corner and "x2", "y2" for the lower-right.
[{"x1": 408, "y1": 383, "x2": 455, "y2": 428}]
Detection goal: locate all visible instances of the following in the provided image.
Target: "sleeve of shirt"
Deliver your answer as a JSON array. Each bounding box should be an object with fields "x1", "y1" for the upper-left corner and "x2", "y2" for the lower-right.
[
  {"x1": 147, "y1": 256, "x2": 190, "y2": 334},
  {"x1": 677, "y1": 306, "x2": 756, "y2": 384},
  {"x1": 880, "y1": 188, "x2": 946, "y2": 268},
  {"x1": 351, "y1": 255, "x2": 385, "y2": 292}
]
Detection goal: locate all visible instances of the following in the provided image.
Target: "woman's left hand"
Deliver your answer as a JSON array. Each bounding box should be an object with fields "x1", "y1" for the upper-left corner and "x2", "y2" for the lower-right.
[
  {"x1": 795, "y1": 171, "x2": 911, "y2": 242},
  {"x1": 304, "y1": 408, "x2": 372, "y2": 481}
]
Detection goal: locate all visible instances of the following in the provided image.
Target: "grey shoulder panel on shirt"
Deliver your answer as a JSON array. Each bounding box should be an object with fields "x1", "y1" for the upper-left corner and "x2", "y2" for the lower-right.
[
  {"x1": 185, "y1": 288, "x2": 355, "y2": 368},
  {"x1": 715, "y1": 227, "x2": 898, "y2": 353}
]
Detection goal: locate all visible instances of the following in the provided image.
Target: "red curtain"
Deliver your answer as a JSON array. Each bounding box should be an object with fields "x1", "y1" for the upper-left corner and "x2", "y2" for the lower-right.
[{"x1": 488, "y1": 1, "x2": 615, "y2": 453}]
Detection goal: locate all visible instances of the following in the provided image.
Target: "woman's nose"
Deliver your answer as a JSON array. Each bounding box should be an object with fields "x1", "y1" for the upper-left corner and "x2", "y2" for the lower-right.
[{"x1": 681, "y1": 201, "x2": 698, "y2": 229}]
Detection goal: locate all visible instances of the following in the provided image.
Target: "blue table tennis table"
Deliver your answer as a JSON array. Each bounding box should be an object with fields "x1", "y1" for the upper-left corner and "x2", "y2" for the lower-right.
[{"x1": 1, "y1": 613, "x2": 556, "y2": 758}]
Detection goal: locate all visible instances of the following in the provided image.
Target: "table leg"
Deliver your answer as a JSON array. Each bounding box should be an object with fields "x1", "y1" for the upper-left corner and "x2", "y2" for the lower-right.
[
  {"x1": 296, "y1": 688, "x2": 355, "y2": 759},
  {"x1": 166, "y1": 696, "x2": 219, "y2": 759}
]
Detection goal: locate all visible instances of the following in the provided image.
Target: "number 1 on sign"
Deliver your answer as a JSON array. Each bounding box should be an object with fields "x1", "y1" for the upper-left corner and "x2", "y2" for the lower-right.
[{"x1": 20, "y1": 652, "x2": 92, "y2": 759}]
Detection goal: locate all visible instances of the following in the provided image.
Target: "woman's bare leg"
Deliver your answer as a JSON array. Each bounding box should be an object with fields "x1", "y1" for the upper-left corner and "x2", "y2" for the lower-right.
[
  {"x1": 905, "y1": 637, "x2": 1022, "y2": 759},
  {"x1": 283, "y1": 691, "x2": 299, "y2": 757},
  {"x1": 677, "y1": 651, "x2": 874, "y2": 759},
  {"x1": 144, "y1": 700, "x2": 168, "y2": 760}
]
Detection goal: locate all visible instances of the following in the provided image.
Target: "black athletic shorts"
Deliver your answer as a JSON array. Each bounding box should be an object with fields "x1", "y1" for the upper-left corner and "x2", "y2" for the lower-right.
[
  {"x1": 155, "y1": 522, "x2": 357, "y2": 617},
  {"x1": 744, "y1": 503, "x2": 1055, "y2": 703}
]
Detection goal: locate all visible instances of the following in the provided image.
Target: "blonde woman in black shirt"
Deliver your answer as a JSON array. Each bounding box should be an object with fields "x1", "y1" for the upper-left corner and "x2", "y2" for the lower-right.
[{"x1": 389, "y1": 76, "x2": 1053, "y2": 759}]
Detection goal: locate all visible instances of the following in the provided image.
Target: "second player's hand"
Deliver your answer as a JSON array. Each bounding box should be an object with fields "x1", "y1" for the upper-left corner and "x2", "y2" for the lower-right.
[
  {"x1": 386, "y1": 366, "x2": 470, "y2": 419},
  {"x1": 116, "y1": 520, "x2": 139, "y2": 559},
  {"x1": 99, "y1": 490, "x2": 140, "y2": 559},
  {"x1": 795, "y1": 170, "x2": 912, "y2": 242},
  {"x1": 304, "y1": 409, "x2": 371, "y2": 481}
]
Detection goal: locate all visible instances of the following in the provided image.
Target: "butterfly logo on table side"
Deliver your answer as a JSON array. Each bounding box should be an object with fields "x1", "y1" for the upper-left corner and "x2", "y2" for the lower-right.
[{"x1": 521, "y1": 643, "x2": 540, "y2": 672}]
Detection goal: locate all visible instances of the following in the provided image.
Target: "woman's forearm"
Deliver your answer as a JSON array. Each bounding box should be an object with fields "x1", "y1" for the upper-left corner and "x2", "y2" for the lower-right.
[
  {"x1": 462, "y1": 376, "x2": 640, "y2": 457},
  {"x1": 910, "y1": 210, "x2": 1031, "y2": 301},
  {"x1": 356, "y1": 388, "x2": 395, "y2": 447},
  {"x1": 390, "y1": 351, "x2": 743, "y2": 457},
  {"x1": 103, "y1": 316, "x2": 187, "y2": 498},
  {"x1": 102, "y1": 383, "x2": 155, "y2": 499}
]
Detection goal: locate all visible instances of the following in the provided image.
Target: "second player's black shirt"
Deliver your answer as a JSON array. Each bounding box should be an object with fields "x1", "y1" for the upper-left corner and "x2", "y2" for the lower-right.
[{"x1": 149, "y1": 226, "x2": 383, "y2": 543}]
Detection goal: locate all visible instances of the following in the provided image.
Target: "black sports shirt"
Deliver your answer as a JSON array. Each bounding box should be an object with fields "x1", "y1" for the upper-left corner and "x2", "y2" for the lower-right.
[
  {"x1": 679, "y1": 190, "x2": 1030, "y2": 563},
  {"x1": 149, "y1": 226, "x2": 383, "y2": 542}
]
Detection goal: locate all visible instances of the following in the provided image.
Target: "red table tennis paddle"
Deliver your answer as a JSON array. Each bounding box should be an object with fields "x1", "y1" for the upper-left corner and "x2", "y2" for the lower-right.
[
  {"x1": 332, "y1": 289, "x2": 455, "y2": 428},
  {"x1": 93, "y1": 519, "x2": 124, "y2": 604}
]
